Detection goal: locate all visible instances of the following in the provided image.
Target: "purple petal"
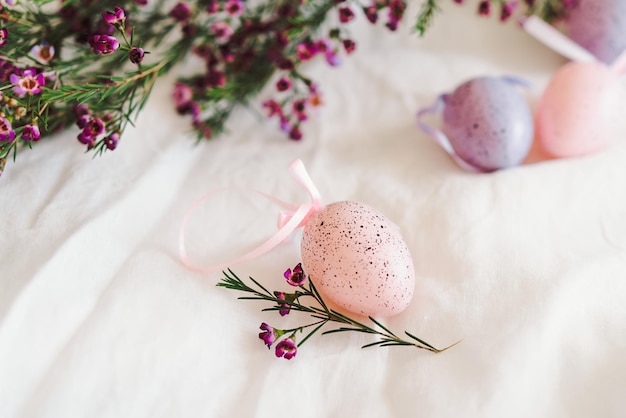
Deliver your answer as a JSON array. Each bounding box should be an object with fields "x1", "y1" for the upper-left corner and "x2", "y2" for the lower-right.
[{"x1": 12, "y1": 86, "x2": 26, "y2": 96}]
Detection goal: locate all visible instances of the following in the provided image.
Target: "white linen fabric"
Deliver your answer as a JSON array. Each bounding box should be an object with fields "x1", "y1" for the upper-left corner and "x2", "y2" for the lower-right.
[{"x1": 1, "y1": 3, "x2": 626, "y2": 417}]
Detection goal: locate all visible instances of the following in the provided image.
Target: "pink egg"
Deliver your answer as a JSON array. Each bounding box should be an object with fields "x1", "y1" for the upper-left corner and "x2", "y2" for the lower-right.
[
  {"x1": 536, "y1": 61, "x2": 620, "y2": 158},
  {"x1": 301, "y1": 201, "x2": 415, "y2": 317}
]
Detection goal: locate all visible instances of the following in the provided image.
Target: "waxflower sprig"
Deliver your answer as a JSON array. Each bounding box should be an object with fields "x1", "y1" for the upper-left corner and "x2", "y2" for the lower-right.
[{"x1": 218, "y1": 263, "x2": 459, "y2": 360}]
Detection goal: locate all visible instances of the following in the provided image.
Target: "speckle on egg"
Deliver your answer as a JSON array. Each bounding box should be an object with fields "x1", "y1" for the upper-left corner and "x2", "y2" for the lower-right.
[{"x1": 301, "y1": 201, "x2": 415, "y2": 317}]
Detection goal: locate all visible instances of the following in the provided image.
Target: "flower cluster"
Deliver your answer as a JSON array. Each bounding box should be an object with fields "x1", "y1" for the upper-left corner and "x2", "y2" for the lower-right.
[
  {"x1": 257, "y1": 263, "x2": 308, "y2": 360},
  {"x1": 0, "y1": 66, "x2": 45, "y2": 145},
  {"x1": 460, "y1": 0, "x2": 579, "y2": 22},
  {"x1": 171, "y1": 0, "x2": 413, "y2": 142},
  {"x1": 0, "y1": 0, "x2": 570, "y2": 177},
  {"x1": 219, "y1": 263, "x2": 455, "y2": 361}
]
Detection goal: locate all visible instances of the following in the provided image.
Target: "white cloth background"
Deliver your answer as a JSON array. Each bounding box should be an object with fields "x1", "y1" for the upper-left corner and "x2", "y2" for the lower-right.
[{"x1": 2, "y1": 2, "x2": 626, "y2": 417}]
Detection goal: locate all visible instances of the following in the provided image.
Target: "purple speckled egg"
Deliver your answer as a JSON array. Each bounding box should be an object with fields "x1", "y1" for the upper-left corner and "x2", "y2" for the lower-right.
[
  {"x1": 565, "y1": 0, "x2": 626, "y2": 64},
  {"x1": 301, "y1": 201, "x2": 415, "y2": 317},
  {"x1": 442, "y1": 77, "x2": 534, "y2": 172}
]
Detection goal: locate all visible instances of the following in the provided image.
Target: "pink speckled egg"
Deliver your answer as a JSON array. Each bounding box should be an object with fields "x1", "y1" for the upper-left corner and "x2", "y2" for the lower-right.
[
  {"x1": 301, "y1": 201, "x2": 415, "y2": 317},
  {"x1": 536, "y1": 61, "x2": 620, "y2": 157}
]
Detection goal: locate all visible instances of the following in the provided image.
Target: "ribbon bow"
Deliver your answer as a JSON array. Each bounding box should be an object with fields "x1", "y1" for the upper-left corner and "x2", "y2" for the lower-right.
[{"x1": 179, "y1": 159, "x2": 324, "y2": 273}]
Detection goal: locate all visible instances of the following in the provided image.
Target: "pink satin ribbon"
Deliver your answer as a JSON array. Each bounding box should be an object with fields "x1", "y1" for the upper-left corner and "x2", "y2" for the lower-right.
[
  {"x1": 179, "y1": 159, "x2": 324, "y2": 273},
  {"x1": 416, "y1": 94, "x2": 484, "y2": 173}
]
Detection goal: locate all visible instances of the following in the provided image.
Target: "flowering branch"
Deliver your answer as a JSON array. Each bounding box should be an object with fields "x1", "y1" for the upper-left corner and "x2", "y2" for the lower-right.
[{"x1": 218, "y1": 263, "x2": 459, "y2": 360}]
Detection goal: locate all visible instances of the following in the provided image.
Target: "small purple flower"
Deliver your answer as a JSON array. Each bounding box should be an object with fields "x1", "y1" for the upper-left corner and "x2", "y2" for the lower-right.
[
  {"x1": 83, "y1": 117, "x2": 105, "y2": 137},
  {"x1": 325, "y1": 51, "x2": 341, "y2": 67},
  {"x1": 206, "y1": 70, "x2": 226, "y2": 88},
  {"x1": 262, "y1": 99, "x2": 283, "y2": 118},
  {"x1": 0, "y1": 117, "x2": 15, "y2": 142},
  {"x1": 173, "y1": 82, "x2": 193, "y2": 107},
  {"x1": 315, "y1": 39, "x2": 330, "y2": 52},
  {"x1": 129, "y1": 47, "x2": 145, "y2": 64},
  {"x1": 279, "y1": 116, "x2": 290, "y2": 133},
  {"x1": 77, "y1": 131, "x2": 95, "y2": 148},
  {"x1": 277, "y1": 57, "x2": 294, "y2": 71},
  {"x1": 30, "y1": 42, "x2": 55, "y2": 63},
  {"x1": 275, "y1": 337, "x2": 297, "y2": 360},
  {"x1": 0, "y1": 28, "x2": 8, "y2": 47},
  {"x1": 292, "y1": 100, "x2": 308, "y2": 121},
  {"x1": 289, "y1": 125, "x2": 302, "y2": 141},
  {"x1": 259, "y1": 323, "x2": 278, "y2": 348},
  {"x1": 10, "y1": 68, "x2": 45, "y2": 97},
  {"x1": 177, "y1": 101, "x2": 201, "y2": 120},
  {"x1": 225, "y1": 0, "x2": 244, "y2": 16},
  {"x1": 169, "y1": 2, "x2": 191, "y2": 22},
  {"x1": 76, "y1": 116, "x2": 89, "y2": 129},
  {"x1": 73, "y1": 104, "x2": 90, "y2": 117},
  {"x1": 388, "y1": 0, "x2": 406, "y2": 21},
  {"x1": 210, "y1": 21, "x2": 234, "y2": 43},
  {"x1": 364, "y1": 5, "x2": 378, "y2": 23},
  {"x1": 274, "y1": 291, "x2": 291, "y2": 316},
  {"x1": 21, "y1": 125, "x2": 41, "y2": 142},
  {"x1": 89, "y1": 34, "x2": 120, "y2": 55},
  {"x1": 104, "y1": 132, "x2": 120, "y2": 150},
  {"x1": 284, "y1": 263, "x2": 306, "y2": 286},
  {"x1": 182, "y1": 23, "x2": 197, "y2": 37},
  {"x1": 133, "y1": 0, "x2": 148, "y2": 5},
  {"x1": 296, "y1": 42, "x2": 317, "y2": 61},
  {"x1": 500, "y1": 1, "x2": 517, "y2": 21},
  {"x1": 102, "y1": 6, "x2": 126, "y2": 25},
  {"x1": 385, "y1": 20, "x2": 398, "y2": 31},
  {"x1": 338, "y1": 7, "x2": 355, "y2": 23},
  {"x1": 343, "y1": 39, "x2": 356, "y2": 54},
  {"x1": 478, "y1": 0, "x2": 491, "y2": 16},
  {"x1": 73, "y1": 105, "x2": 91, "y2": 128},
  {"x1": 276, "y1": 77, "x2": 291, "y2": 92},
  {"x1": 384, "y1": 0, "x2": 405, "y2": 31},
  {"x1": 0, "y1": 59, "x2": 16, "y2": 83},
  {"x1": 206, "y1": 0, "x2": 220, "y2": 13}
]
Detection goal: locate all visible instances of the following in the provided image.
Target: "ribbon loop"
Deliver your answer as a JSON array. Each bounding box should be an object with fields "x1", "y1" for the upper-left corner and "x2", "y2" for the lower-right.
[
  {"x1": 416, "y1": 94, "x2": 485, "y2": 173},
  {"x1": 179, "y1": 159, "x2": 324, "y2": 274}
]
